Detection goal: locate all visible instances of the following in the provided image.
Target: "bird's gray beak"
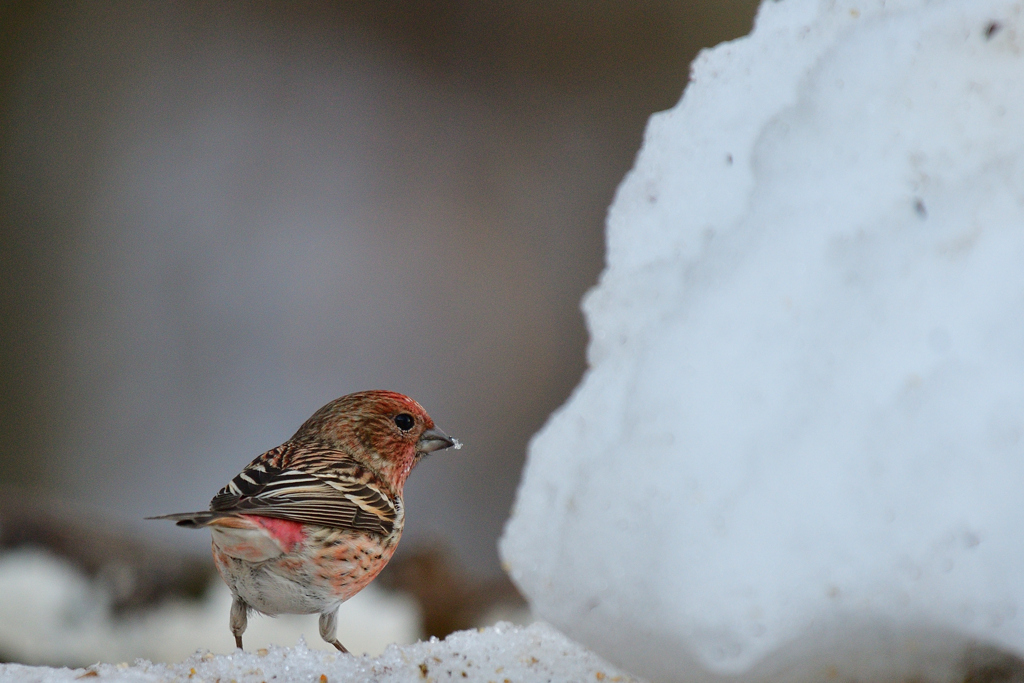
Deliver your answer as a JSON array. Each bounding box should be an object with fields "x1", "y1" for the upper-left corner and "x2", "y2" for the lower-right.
[{"x1": 417, "y1": 427, "x2": 456, "y2": 454}]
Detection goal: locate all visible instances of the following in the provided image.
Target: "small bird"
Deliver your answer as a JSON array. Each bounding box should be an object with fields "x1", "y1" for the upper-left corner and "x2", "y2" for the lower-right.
[{"x1": 150, "y1": 390, "x2": 457, "y2": 653}]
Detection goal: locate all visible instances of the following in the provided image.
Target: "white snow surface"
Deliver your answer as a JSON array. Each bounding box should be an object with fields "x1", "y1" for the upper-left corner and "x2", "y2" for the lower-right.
[
  {"x1": 0, "y1": 622, "x2": 639, "y2": 683},
  {"x1": 0, "y1": 549, "x2": 419, "y2": 666},
  {"x1": 501, "y1": 0, "x2": 1024, "y2": 682}
]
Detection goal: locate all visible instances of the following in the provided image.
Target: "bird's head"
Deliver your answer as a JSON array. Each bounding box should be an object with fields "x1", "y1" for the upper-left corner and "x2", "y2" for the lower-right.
[{"x1": 293, "y1": 390, "x2": 456, "y2": 491}]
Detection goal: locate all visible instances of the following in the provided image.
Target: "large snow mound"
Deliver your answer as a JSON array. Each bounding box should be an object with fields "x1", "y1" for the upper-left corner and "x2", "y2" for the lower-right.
[
  {"x1": 501, "y1": 0, "x2": 1024, "y2": 682},
  {"x1": 0, "y1": 622, "x2": 640, "y2": 683}
]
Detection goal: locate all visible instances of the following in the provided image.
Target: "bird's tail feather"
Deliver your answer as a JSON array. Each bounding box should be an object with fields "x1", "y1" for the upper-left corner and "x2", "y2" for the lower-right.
[{"x1": 146, "y1": 511, "x2": 219, "y2": 528}]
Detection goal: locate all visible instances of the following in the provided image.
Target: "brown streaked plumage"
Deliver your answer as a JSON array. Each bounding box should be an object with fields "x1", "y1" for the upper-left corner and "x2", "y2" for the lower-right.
[{"x1": 150, "y1": 390, "x2": 457, "y2": 652}]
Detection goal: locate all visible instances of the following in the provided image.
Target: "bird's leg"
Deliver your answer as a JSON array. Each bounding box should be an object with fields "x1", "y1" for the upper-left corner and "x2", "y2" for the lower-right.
[
  {"x1": 230, "y1": 597, "x2": 249, "y2": 650},
  {"x1": 319, "y1": 609, "x2": 349, "y2": 653}
]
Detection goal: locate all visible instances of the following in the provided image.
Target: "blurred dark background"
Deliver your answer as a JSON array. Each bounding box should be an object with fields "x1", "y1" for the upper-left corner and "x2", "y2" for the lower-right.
[{"x1": 0, "y1": 0, "x2": 758, "y2": 599}]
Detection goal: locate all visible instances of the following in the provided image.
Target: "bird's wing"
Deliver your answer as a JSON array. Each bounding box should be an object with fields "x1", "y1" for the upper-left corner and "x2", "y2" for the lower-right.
[{"x1": 208, "y1": 443, "x2": 399, "y2": 536}]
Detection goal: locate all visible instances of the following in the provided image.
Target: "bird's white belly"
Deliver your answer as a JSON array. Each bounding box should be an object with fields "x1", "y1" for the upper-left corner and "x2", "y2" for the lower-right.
[
  {"x1": 220, "y1": 553, "x2": 337, "y2": 615},
  {"x1": 211, "y1": 528, "x2": 337, "y2": 615}
]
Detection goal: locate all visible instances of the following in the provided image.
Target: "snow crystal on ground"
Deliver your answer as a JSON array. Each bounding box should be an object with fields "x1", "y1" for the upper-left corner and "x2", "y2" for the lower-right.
[
  {"x1": 502, "y1": 0, "x2": 1024, "y2": 682},
  {"x1": 0, "y1": 622, "x2": 641, "y2": 683}
]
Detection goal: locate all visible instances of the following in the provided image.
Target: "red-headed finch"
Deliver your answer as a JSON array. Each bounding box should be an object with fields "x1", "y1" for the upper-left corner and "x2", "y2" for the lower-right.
[{"x1": 150, "y1": 390, "x2": 458, "y2": 653}]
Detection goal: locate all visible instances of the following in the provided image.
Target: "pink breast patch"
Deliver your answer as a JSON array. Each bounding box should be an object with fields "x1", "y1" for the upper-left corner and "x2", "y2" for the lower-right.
[{"x1": 245, "y1": 515, "x2": 305, "y2": 552}]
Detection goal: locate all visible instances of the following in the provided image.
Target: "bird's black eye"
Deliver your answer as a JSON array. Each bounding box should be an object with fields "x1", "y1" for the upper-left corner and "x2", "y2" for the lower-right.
[{"x1": 394, "y1": 413, "x2": 415, "y2": 431}]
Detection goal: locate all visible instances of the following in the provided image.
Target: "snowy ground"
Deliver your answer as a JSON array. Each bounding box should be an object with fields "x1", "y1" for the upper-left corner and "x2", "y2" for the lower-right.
[
  {"x1": 0, "y1": 548, "x2": 419, "y2": 665},
  {"x1": 0, "y1": 622, "x2": 641, "y2": 683},
  {"x1": 0, "y1": 548, "x2": 574, "y2": 682}
]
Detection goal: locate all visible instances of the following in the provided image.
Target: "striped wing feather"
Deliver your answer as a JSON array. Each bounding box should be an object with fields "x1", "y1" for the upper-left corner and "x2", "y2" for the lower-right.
[{"x1": 209, "y1": 443, "x2": 399, "y2": 536}]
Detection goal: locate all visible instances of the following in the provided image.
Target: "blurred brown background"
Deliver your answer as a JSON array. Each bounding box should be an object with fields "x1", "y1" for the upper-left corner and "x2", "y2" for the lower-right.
[{"x1": 0, "y1": 0, "x2": 758, "y2": 592}]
